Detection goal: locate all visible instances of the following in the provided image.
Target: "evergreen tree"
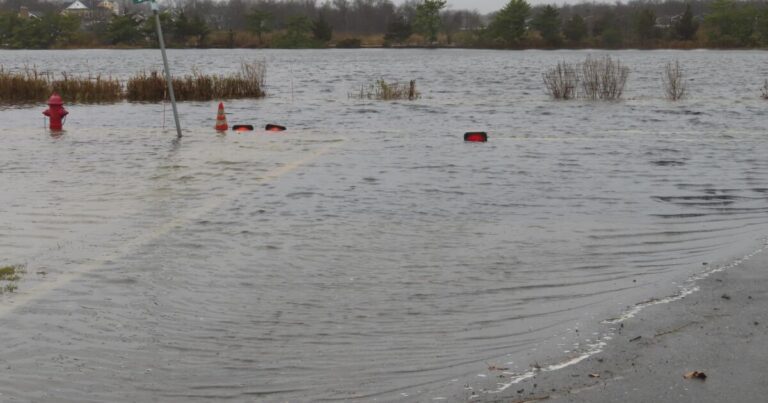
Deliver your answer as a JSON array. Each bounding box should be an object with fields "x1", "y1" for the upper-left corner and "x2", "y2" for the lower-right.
[
  {"x1": 384, "y1": 14, "x2": 413, "y2": 43},
  {"x1": 634, "y1": 8, "x2": 658, "y2": 45},
  {"x1": 531, "y1": 5, "x2": 561, "y2": 46},
  {"x1": 312, "y1": 14, "x2": 333, "y2": 42},
  {"x1": 563, "y1": 14, "x2": 587, "y2": 44},
  {"x1": 675, "y1": 3, "x2": 698, "y2": 40},
  {"x1": 414, "y1": 0, "x2": 447, "y2": 43},
  {"x1": 487, "y1": 0, "x2": 531, "y2": 45},
  {"x1": 246, "y1": 9, "x2": 272, "y2": 43},
  {"x1": 106, "y1": 14, "x2": 141, "y2": 45},
  {"x1": 704, "y1": 0, "x2": 755, "y2": 47}
]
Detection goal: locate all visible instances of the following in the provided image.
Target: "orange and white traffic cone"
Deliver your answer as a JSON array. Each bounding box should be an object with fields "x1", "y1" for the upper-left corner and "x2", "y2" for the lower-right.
[{"x1": 215, "y1": 102, "x2": 228, "y2": 131}]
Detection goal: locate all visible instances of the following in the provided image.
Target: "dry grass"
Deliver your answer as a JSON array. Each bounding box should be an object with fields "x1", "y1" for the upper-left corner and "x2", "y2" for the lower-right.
[
  {"x1": 1, "y1": 66, "x2": 121, "y2": 104},
  {"x1": 662, "y1": 60, "x2": 686, "y2": 101},
  {"x1": 0, "y1": 66, "x2": 51, "y2": 104},
  {"x1": 53, "y1": 73, "x2": 122, "y2": 103},
  {"x1": 126, "y1": 62, "x2": 266, "y2": 102},
  {"x1": 1, "y1": 63, "x2": 266, "y2": 104},
  {"x1": 0, "y1": 264, "x2": 25, "y2": 294},
  {"x1": 543, "y1": 61, "x2": 578, "y2": 100},
  {"x1": 351, "y1": 79, "x2": 420, "y2": 100},
  {"x1": 580, "y1": 55, "x2": 629, "y2": 101}
]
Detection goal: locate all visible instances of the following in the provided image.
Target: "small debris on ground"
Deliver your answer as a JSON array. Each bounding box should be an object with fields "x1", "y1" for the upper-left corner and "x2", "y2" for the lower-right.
[
  {"x1": 683, "y1": 371, "x2": 707, "y2": 380},
  {"x1": 721, "y1": 294, "x2": 731, "y2": 300},
  {"x1": 629, "y1": 336, "x2": 642, "y2": 342},
  {"x1": 511, "y1": 396, "x2": 550, "y2": 403},
  {"x1": 487, "y1": 364, "x2": 509, "y2": 371},
  {"x1": 588, "y1": 373, "x2": 600, "y2": 378}
]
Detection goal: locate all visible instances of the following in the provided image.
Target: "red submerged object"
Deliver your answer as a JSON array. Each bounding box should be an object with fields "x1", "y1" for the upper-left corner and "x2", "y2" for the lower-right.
[
  {"x1": 42, "y1": 92, "x2": 68, "y2": 131},
  {"x1": 464, "y1": 132, "x2": 488, "y2": 142},
  {"x1": 265, "y1": 124, "x2": 286, "y2": 132},
  {"x1": 232, "y1": 124, "x2": 254, "y2": 132}
]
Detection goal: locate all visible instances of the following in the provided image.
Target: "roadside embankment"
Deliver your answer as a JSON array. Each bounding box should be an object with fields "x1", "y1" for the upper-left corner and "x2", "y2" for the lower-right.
[{"x1": 480, "y1": 248, "x2": 768, "y2": 403}]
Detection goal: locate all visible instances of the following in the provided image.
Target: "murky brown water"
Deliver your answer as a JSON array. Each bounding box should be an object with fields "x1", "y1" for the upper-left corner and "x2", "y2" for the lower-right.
[{"x1": 2, "y1": 49, "x2": 768, "y2": 401}]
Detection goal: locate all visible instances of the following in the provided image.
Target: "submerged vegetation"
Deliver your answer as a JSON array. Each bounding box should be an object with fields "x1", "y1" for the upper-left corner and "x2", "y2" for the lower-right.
[
  {"x1": 762, "y1": 80, "x2": 768, "y2": 100},
  {"x1": 662, "y1": 60, "x2": 687, "y2": 101},
  {"x1": 53, "y1": 73, "x2": 122, "y2": 103},
  {"x1": 543, "y1": 56, "x2": 629, "y2": 101},
  {"x1": 581, "y1": 55, "x2": 629, "y2": 101},
  {"x1": 0, "y1": 62, "x2": 266, "y2": 104},
  {"x1": 127, "y1": 62, "x2": 266, "y2": 101},
  {"x1": 351, "y1": 79, "x2": 420, "y2": 101},
  {"x1": 0, "y1": 264, "x2": 25, "y2": 294},
  {"x1": 543, "y1": 61, "x2": 578, "y2": 100},
  {"x1": 0, "y1": 66, "x2": 50, "y2": 103}
]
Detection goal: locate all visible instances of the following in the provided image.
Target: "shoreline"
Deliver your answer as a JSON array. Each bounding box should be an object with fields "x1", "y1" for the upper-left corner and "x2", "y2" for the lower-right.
[
  {"x1": 471, "y1": 242, "x2": 768, "y2": 402},
  {"x1": 1, "y1": 45, "x2": 765, "y2": 51}
]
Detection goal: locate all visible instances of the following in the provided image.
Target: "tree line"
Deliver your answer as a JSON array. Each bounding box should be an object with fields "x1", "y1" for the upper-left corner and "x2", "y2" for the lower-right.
[{"x1": 1, "y1": 0, "x2": 767, "y2": 49}]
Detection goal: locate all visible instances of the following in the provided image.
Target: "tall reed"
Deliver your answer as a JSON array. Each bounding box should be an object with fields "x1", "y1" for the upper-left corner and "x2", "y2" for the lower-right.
[
  {"x1": 0, "y1": 63, "x2": 267, "y2": 104},
  {"x1": 53, "y1": 73, "x2": 122, "y2": 103},
  {"x1": 351, "y1": 79, "x2": 420, "y2": 100},
  {"x1": 0, "y1": 66, "x2": 51, "y2": 104},
  {"x1": 126, "y1": 62, "x2": 267, "y2": 102}
]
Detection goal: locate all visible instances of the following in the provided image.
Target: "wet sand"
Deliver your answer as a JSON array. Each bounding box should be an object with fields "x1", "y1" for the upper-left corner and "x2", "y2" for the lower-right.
[{"x1": 477, "y1": 247, "x2": 768, "y2": 403}]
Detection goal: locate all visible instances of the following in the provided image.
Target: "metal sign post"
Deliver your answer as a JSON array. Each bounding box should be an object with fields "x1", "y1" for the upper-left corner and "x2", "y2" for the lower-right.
[{"x1": 135, "y1": 0, "x2": 182, "y2": 138}]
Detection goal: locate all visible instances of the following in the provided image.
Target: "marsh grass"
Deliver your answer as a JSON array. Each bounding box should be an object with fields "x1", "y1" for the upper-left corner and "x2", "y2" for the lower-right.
[
  {"x1": 126, "y1": 62, "x2": 267, "y2": 102},
  {"x1": 0, "y1": 264, "x2": 25, "y2": 294},
  {"x1": 0, "y1": 66, "x2": 51, "y2": 104},
  {"x1": 351, "y1": 79, "x2": 419, "y2": 100},
  {"x1": 1, "y1": 62, "x2": 267, "y2": 104},
  {"x1": 53, "y1": 73, "x2": 122, "y2": 103},
  {"x1": 0, "y1": 66, "x2": 120, "y2": 104}
]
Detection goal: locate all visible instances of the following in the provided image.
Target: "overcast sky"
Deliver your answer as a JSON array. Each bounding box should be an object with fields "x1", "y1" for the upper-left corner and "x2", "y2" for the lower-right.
[
  {"x1": 394, "y1": 0, "x2": 565, "y2": 14},
  {"x1": 444, "y1": 0, "x2": 507, "y2": 13}
]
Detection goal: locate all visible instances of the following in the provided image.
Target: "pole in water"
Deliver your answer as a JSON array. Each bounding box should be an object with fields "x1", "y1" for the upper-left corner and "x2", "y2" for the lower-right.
[{"x1": 147, "y1": 0, "x2": 182, "y2": 138}]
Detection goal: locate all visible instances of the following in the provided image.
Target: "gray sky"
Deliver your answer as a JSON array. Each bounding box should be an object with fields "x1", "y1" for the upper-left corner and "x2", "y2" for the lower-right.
[
  {"x1": 395, "y1": 1, "x2": 563, "y2": 14},
  {"x1": 444, "y1": 0, "x2": 507, "y2": 13}
]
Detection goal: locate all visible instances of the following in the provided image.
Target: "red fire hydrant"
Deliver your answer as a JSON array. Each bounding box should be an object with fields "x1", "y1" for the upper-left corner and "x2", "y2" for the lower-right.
[{"x1": 42, "y1": 92, "x2": 68, "y2": 131}]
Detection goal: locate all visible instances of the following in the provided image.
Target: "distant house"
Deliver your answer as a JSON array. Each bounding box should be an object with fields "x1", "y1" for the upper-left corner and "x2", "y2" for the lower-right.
[
  {"x1": 97, "y1": 0, "x2": 120, "y2": 16},
  {"x1": 61, "y1": 0, "x2": 90, "y2": 17},
  {"x1": 61, "y1": 0, "x2": 121, "y2": 22},
  {"x1": 18, "y1": 6, "x2": 42, "y2": 20}
]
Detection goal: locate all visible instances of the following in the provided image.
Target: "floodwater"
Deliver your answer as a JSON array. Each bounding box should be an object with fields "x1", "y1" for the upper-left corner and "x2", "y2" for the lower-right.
[{"x1": 1, "y1": 49, "x2": 768, "y2": 401}]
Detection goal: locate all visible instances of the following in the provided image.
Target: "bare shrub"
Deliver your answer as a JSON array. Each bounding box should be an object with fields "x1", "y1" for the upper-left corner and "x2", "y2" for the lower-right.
[
  {"x1": 662, "y1": 60, "x2": 686, "y2": 101},
  {"x1": 543, "y1": 61, "x2": 578, "y2": 100},
  {"x1": 762, "y1": 79, "x2": 768, "y2": 100},
  {"x1": 580, "y1": 55, "x2": 629, "y2": 101}
]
